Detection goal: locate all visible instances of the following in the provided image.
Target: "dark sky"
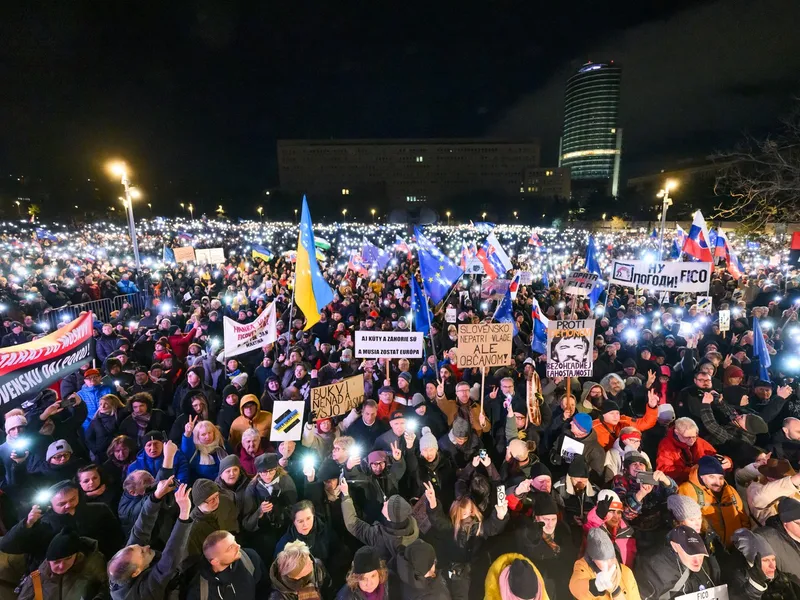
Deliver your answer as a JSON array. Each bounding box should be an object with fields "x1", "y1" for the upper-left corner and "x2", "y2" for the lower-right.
[{"x1": 1, "y1": 0, "x2": 798, "y2": 208}]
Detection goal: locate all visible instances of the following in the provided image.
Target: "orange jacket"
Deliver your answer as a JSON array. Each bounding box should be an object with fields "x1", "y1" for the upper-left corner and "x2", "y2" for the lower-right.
[{"x1": 592, "y1": 404, "x2": 658, "y2": 451}]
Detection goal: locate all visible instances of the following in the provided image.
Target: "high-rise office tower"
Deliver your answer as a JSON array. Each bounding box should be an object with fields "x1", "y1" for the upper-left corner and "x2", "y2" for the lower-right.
[{"x1": 559, "y1": 62, "x2": 623, "y2": 196}]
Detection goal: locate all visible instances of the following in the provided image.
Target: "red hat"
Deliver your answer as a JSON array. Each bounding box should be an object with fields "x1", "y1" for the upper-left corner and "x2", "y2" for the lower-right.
[
  {"x1": 620, "y1": 428, "x2": 641, "y2": 446},
  {"x1": 84, "y1": 368, "x2": 101, "y2": 378}
]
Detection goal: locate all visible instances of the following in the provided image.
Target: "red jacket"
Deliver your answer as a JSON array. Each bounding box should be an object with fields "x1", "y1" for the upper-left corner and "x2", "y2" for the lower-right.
[
  {"x1": 655, "y1": 427, "x2": 717, "y2": 484},
  {"x1": 168, "y1": 329, "x2": 198, "y2": 361}
]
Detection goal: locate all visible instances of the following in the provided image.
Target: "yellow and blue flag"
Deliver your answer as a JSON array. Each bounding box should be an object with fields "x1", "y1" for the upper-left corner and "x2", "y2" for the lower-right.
[
  {"x1": 252, "y1": 244, "x2": 273, "y2": 261},
  {"x1": 296, "y1": 196, "x2": 334, "y2": 329}
]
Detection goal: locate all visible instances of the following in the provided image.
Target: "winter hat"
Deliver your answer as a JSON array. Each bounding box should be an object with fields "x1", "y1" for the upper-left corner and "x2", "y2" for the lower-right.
[
  {"x1": 534, "y1": 493, "x2": 559, "y2": 516},
  {"x1": 389, "y1": 410, "x2": 405, "y2": 422},
  {"x1": 222, "y1": 385, "x2": 240, "y2": 401},
  {"x1": 743, "y1": 414, "x2": 769, "y2": 435},
  {"x1": 622, "y1": 358, "x2": 637, "y2": 368},
  {"x1": 778, "y1": 497, "x2": 800, "y2": 523},
  {"x1": 623, "y1": 451, "x2": 648, "y2": 468},
  {"x1": 398, "y1": 372, "x2": 412, "y2": 383},
  {"x1": 255, "y1": 453, "x2": 280, "y2": 473},
  {"x1": 529, "y1": 462, "x2": 552, "y2": 481},
  {"x1": 419, "y1": 427, "x2": 438, "y2": 452},
  {"x1": 404, "y1": 539, "x2": 436, "y2": 576},
  {"x1": 585, "y1": 528, "x2": 616, "y2": 561},
  {"x1": 328, "y1": 351, "x2": 341, "y2": 363},
  {"x1": 732, "y1": 529, "x2": 775, "y2": 567},
  {"x1": 4, "y1": 412, "x2": 27, "y2": 433},
  {"x1": 568, "y1": 455, "x2": 589, "y2": 478},
  {"x1": 657, "y1": 403, "x2": 676, "y2": 424},
  {"x1": 377, "y1": 386, "x2": 394, "y2": 395},
  {"x1": 573, "y1": 413, "x2": 593, "y2": 434},
  {"x1": 409, "y1": 393, "x2": 425, "y2": 408},
  {"x1": 46, "y1": 528, "x2": 85, "y2": 561},
  {"x1": 143, "y1": 430, "x2": 165, "y2": 443},
  {"x1": 669, "y1": 525, "x2": 709, "y2": 557},
  {"x1": 602, "y1": 400, "x2": 621, "y2": 415},
  {"x1": 83, "y1": 368, "x2": 101, "y2": 378},
  {"x1": 758, "y1": 458, "x2": 795, "y2": 480},
  {"x1": 452, "y1": 417, "x2": 470, "y2": 438},
  {"x1": 368, "y1": 450, "x2": 387, "y2": 464},
  {"x1": 231, "y1": 373, "x2": 249, "y2": 388},
  {"x1": 724, "y1": 366, "x2": 744, "y2": 380},
  {"x1": 597, "y1": 489, "x2": 623, "y2": 511},
  {"x1": 667, "y1": 494, "x2": 702, "y2": 523},
  {"x1": 46, "y1": 440, "x2": 73, "y2": 461},
  {"x1": 191, "y1": 479, "x2": 219, "y2": 506},
  {"x1": 317, "y1": 458, "x2": 341, "y2": 482},
  {"x1": 219, "y1": 454, "x2": 242, "y2": 475},
  {"x1": 386, "y1": 495, "x2": 412, "y2": 523},
  {"x1": 352, "y1": 546, "x2": 381, "y2": 574},
  {"x1": 508, "y1": 559, "x2": 539, "y2": 600},
  {"x1": 619, "y1": 427, "x2": 641, "y2": 446},
  {"x1": 697, "y1": 456, "x2": 724, "y2": 477}
]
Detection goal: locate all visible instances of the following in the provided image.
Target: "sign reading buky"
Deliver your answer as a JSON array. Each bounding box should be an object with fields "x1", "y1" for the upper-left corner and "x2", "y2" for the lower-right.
[
  {"x1": 455, "y1": 323, "x2": 514, "y2": 369},
  {"x1": 311, "y1": 375, "x2": 365, "y2": 420}
]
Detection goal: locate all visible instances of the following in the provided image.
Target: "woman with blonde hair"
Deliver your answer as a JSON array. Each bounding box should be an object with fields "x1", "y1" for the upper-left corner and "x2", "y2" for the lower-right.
[
  {"x1": 86, "y1": 393, "x2": 124, "y2": 461},
  {"x1": 181, "y1": 416, "x2": 228, "y2": 483},
  {"x1": 337, "y1": 546, "x2": 390, "y2": 599}
]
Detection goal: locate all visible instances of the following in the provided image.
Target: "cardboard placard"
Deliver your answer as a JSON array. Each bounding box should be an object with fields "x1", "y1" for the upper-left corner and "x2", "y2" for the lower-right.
[
  {"x1": 354, "y1": 331, "x2": 424, "y2": 359},
  {"x1": 609, "y1": 260, "x2": 712, "y2": 293},
  {"x1": 311, "y1": 374, "x2": 365, "y2": 420},
  {"x1": 718, "y1": 309, "x2": 731, "y2": 332},
  {"x1": 564, "y1": 271, "x2": 599, "y2": 296},
  {"x1": 675, "y1": 584, "x2": 728, "y2": 600},
  {"x1": 270, "y1": 401, "x2": 305, "y2": 441},
  {"x1": 455, "y1": 323, "x2": 514, "y2": 368},
  {"x1": 465, "y1": 257, "x2": 486, "y2": 275},
  {"x1": 173, "y1": 247, "x2": 196, "y2": 263},
  {"x1": 223, "y1": 303, "x2": 277, "y2": 357},
  {"x1": 546, "y1": 319, "x2": 595, "y2": 378}
]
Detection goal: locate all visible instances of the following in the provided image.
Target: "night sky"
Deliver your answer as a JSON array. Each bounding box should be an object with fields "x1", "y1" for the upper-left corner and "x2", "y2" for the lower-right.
[{"x1": 1, "y1": 0, "x2": 798, "y2": 209}]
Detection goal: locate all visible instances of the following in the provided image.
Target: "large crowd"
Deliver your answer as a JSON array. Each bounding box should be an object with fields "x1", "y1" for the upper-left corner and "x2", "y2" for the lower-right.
[{"x1": 0, "y1": 216, "x2": 798, "y2": 600}]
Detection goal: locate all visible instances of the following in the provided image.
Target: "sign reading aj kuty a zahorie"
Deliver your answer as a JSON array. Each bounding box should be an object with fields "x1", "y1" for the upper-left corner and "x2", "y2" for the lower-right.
[{"x1": 355, "y1": 331, "x2": 424, "y2": 359}]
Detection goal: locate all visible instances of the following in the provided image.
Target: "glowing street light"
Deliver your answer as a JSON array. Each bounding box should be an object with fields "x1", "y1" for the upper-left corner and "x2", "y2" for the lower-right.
[
  {"x1": 446, "y1": 210, "x2": 451, "y2": 226},
  {"x1": 342, "y1": 208, "x2": 348, "y2": 220},
  {"x1": 371, "y1": 208, "x2": 376, "y2": 223},
  {"x1": 188, "y1": 203, "x2": 194, "y2": 219},
  {"x1": 656, "y1": 179, "x2": 679, "y2": 260},
  {"x1": 106, "y1": 160, "x2": 141, "y2": 269},
  {"x1": 513, "y1": 211, "x2": 518, "y2": 219},
  {"x1": 257, "y1": 206, "x2": 263, "y2": 222},
  {"x1": 481, "y1": 212, "x2": 487, "y2": 219},
  {"x1": 294, "y1": 208, "x2": 298, "y2": 222},
  {"x1": 216, "y1": 204, "x2": 224, "y2": 215}
]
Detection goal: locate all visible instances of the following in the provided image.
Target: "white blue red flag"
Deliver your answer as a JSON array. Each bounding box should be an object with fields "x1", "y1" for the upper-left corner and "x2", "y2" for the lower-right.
[
  {"x1": 477, "y1": 233, "x2": 513, "y2": 279},
  {"x1": 682, "y1": 211, "x2": 713, "y2": 262},
  {"x1": 531, "y1": 297, "x2": 550, "y2": 355}
]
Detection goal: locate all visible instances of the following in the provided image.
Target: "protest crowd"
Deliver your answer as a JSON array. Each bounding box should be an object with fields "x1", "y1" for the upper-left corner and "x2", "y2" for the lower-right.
[{"x1": 0, "y1": 204, "x2": 798, "y2": 600}]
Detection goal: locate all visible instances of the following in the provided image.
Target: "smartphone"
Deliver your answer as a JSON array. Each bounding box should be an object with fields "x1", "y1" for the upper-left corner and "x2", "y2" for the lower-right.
[
  {"x1": 635, "y1": 471, "x2": 658, "y2": 485},
  {"x1": 479, "y1": 449, "x2": 487, "y2": 460},
  {"x1": 496, "y1": 484, "x2": 507, "y2": 506},
  {"x1": 59, "y1": 396, "x2": 76, "y2": 409}
]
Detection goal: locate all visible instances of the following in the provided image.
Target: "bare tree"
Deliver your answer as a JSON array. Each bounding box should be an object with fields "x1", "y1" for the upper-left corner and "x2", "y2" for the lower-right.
[{"x1": 713, "y1": 106, "x2": 800, "y2": 229}]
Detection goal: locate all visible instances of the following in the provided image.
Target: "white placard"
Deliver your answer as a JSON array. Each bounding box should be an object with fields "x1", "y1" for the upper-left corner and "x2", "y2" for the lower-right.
[
  {"x1": 696, "y1": 295, "x2": 712, "y2": 314},
  {"x1": 546, "y1": 319, "x2": 595, "y2": 378},
  {"x1": 394, "y1": 288, "x2": 404, "y2": 299},
  {"x1": 561, "y1": 436, "x2": 586, "y2": 460},
  {"x1": 270, "y1": 401, "x2": 305, "y2": 441},
  {"x1": 564, "y1": 271, "x2": 599, "y2": 296},
  {"x1": 223, "y1": 302, "x2": 277, "y2": 357},
  {"x1": 675, "y1": 584, "x2": 728, "y2": 600},
  {"x1": 209, "y1": 248, "x2": 226, "y2": 264},
  {"x1": 609, "y1": 260, "x2": 712, "y2": 293},
  {"x1": 465, "y1": 257, "x2": 485, "y2": 275},
  {"x1": 719, "y1": 309, "x2": 731, "y2": 332},
  {"x1": 445, "y1": 307, "x2": 457, "y2": 323},
  {"x1": 518, "y1": 271, "x2": 534, "y2": 285},
  {"x1": 354, "y1": 331, "x2": 424, "y2": 359}
]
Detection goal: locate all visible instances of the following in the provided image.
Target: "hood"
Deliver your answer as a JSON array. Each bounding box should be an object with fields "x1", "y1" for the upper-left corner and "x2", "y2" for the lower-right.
[
  {"x1": 485, "y1": 553, "x2": 548, "y2": 600},
  {"x1": 580, "y1": 383, "x2": 606, "y2": 404},
  {"x1": 394, "y1": 547, "x2": 431, "y2": 590},
  {"x1": 383, "y1": 516, "x2": 419, "y2": 546},
  {"x1": 180, "y1": 388, "x2": 215, "y2": 420},
  {"x1": 239, "y1": 394, "x2": 262, "y2": 416}
]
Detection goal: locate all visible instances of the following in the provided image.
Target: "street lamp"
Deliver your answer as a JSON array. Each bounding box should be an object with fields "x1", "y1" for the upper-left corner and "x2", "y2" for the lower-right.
[
  {"x1": 294, "y1": 208, "x2": 298, "y2": 222},
  {"x1": 257, "y1": 206, "x2": 263, "y2": 222},
  {"x1": 481, "y1": 212, "x2": 487, "y2": 220},
  {"x1": 656, "y1": 179, "x2": 678, "y2": 260},
  {"x1": 371, "y1": 208, "x2": 376, "y2": 223},
  {"x1": 342, "y1": 208, "x2": 347, "y2": 220},
  {"x1": 513, "y1": 211, "x2": 518, "y2": 220},
  {"x1": 147, "y1": 203, "x2": 152, "y2": 212},
  {"x1": 180, "y1": 202, "x2": 185, "y2": 214},
  {"x1": 216, "y1": 205, "x2": 224, "y2": 216},
  {"x1": 188, "y1": 203, "x2": 194, "y2": 219},
  {"x1": 14, "y1": 200, "x2": 20, "y2": 217},
  {"x1": 446, "y1": 210, "x2": 451, "y2": 226},
  {"x1": 106, "y1": 161, "x2": 141, "y2": 270}
]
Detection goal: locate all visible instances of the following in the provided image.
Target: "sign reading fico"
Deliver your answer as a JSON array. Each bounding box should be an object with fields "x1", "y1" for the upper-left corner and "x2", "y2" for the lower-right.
[
  {"x1": 355, "y1": 332, "x2": 424, "y2": 359},
  {"x1": 455, "y1": 323, "x2": 514, "y2": 368}
]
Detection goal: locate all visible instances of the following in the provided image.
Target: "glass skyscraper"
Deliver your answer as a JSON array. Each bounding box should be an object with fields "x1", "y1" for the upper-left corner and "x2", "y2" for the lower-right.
[{"x1": 559, "y1": 62, "x2": 623, "y2": 196}]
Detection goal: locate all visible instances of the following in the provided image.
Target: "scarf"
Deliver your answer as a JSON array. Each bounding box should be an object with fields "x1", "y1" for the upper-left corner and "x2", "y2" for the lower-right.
[
  {"x1": 194, "y1": 441, "x2": 226, "y2": 466},
  {"x1": 133, "y1": 412, "x2": 151, "y2": 436},
  {"x1": 542, "y1": 532, "x2": 561, "y2": 555},
  {"x1": 499, "y1": 565, "x2": 543, "y2": 600},
  {"x1": 363, "y1": 583, "x2": 385, "y2": 600},
  {"x1": 526, "y1": 374, "x2": 542, "y2": 427},
  {"x1": 283, "y1": 570, "x2": 321, "y2": 600}
]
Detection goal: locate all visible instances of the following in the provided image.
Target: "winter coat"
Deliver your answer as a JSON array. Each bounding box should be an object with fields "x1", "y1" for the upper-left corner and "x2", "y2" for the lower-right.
[
  {"x1": 127, "y1": 447, "x2": 190, "y2": 483},
  {"x1": 569, "y1": 557, "x2": 641, "y2": 600},
  {"x1": 85, "y1": 411, "x2": 123, "y2": 460},
  {"x1": 592, "y1": 404, "x2": 658, "y2": 451},
  {"x1": 228, "y1": 395, "x2": 272, "y2": 448},
  {"x1": 438, "y1": 431, "x2": 482, "y2": 470},
  {"x1": 604, "y1": 437, "x2": 652, "y2": 483},
  {"x1": 118, "y1": 408, "x2": 170, "y2": 448},
  {"x1": 656, "y1": 427, "x2": 718, "y2": 485},
  {"x1": 583, "y1": 506, "x2": 637, "y2": 567},
  {"x1": 268, "y1": 556, "x2": 330, "y2": 600},
  {"x1": 425, "y1": 500, "x2": 508, "y2": 566},
  {"x1": 436, "y1": 395, "x2": 491, "y2": 437},
  {"x1": 744, "y1": 472, "x2": 800, "y2": 526},
  {"x1": 408, "y1": 451, "x2": 457, "y2": 512},
  {"x1": 678, "y1": 464, "x2": 750, "y2": 547},
  {"x1": 551, "y1": 428, "x2": 607, "y2": 481},
  {"x1": 118, "y1": 491, "x2": 147, "y2": 535},
  {"x1": 756, "y1": 516, "x2": 800, "y2": 584},
  {"x1": 485, "y1": 553, "x2": 550, "y2": 600},
  {"x1": 241, "y1": 474, "x2": 298, "y2": 533},
  {"x1": 769, "y1": 429, "x2": 800, "y2": 469},
  {"x1": 512, "y1": 521, "x2": 576, "y2": 600},
  {"x1": 77, "y1": 383, "x2": 115, "y2": 429},
  {"x1": 554, "y1": 476, "x2": 598, "y2": 526},
  {"x1": 341, "y1": 495, "x2": 419, "y2": 561},
  {"x1": 180, "y1": 434, "x2": 228, "y2": 483},
  {"x1": 185, "y1": 495, "x2": 240, "y2": 559},
  {"x1": 345, "y1": 415, "x2": 389, "y2": 449},
  {"x1": 18, "y1": 544, "x2": 108, "y2": 600},
  {"x1": 215, "y1": 471, "x2": 250, "y2": 513},
  {"x1": 388, "y1": 545, "x2": 451, "y2": 600},
  {"x1": 273, "y1": 517, "x2": 343, "y2": 568},
  {"x1": 96, "y1": 333, "x2": 124, "y2": 364},
  {"x1": 185, "y1": 549, "x2": 264, "y2": 600},
  {"x1": 635, "y1": 546, "x2": 721, "y2": 600},
  {"x1": 613, "y1": 472, "x2": 677, "y2": 531}
]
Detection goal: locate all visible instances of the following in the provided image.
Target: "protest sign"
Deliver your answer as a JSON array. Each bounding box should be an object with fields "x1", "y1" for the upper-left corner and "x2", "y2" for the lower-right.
[
  {"x1": 209, "y1": 247, "x2": 226, "y2": 264},
  {"x1": 223, "y1": 302, "x2": 277, "y2": 358},
  {"x1": 465, "y1": 257, "x2": 485, "y2": 275},
  {"x1": 696, "y1": 295, "x2": 712, "y2": 314},
  {"x1": 355, "y1": 331, "x2": 424, "y2": 359},
  {"x1": 719, "y1": 309, "x2": 731, "y2": 332},
  {"x1": 311, "y1": 374, "x2": 365, "y2": 420},
  {"x1": 173, "y1": 247, "x2": 196, "y2": 263},
  {"x1": 609, "y1": 260, "x2": 711, "y2": 293},
  {"x1": 480, "y1": 278, "x2": 510, "y2": 299},
  {"x1": 0, "y1": 312, "x2": 94, "y2": 409},
  {"x1": 194, "y1": 248, "x2": 226, "y2": 265},
  {"x1": 445, "y1": 307, "x2": 457, "y2": 323},
  {"x1": 518, "y1": 271, "x2": 534, "y2": 285},
  {"x1": 546, "y1": 319, "x2": 595, "y2": 378},
  {"x1": 564, "y1": 271, "x2": 599, "y2": 296},
  {"x1": 455, "y1": 323, "x2": 513, "y2": 368},
  {"x1": 270, "y1": 401, "x2": 305, "y2": 441},
  {"x1": 675, "y1": 584, "x2": 728, "y2": 600}
]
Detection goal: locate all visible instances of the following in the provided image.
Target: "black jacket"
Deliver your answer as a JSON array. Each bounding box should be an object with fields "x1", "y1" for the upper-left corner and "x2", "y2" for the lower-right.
[
  {"x1": 186, "y1": 549, "x2": 265, "y2": 600},
  {"x1": 86, "y1": 411, "x2": 123, "y2": 460},
  {"x1": 635, "y1": 546, "x2": 722, "y2": 600}
]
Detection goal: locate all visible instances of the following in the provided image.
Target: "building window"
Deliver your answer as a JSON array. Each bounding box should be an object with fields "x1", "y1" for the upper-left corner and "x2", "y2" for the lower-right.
[
  {"x1": 610, "y1": 128, "x2": 616, "y2": 133},
  {"x1": 416, "y1": 156, "x2": 424, "y2": 163},
  {"x1": 406, "y1": 195, "x2": 416, "y2": 202},
  {"x1": 341, "y1": 188, "x2": 350, "y2": 195}
]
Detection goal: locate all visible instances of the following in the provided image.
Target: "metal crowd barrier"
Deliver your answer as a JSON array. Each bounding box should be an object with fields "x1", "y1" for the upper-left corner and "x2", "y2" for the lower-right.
[{"x1": 44, "y1": 292, "x2": 152, "y2": 330}]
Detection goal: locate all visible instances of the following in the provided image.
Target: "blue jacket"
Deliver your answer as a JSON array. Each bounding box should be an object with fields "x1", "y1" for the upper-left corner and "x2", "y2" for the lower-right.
[
  {"x1": 117, "y1": 279, "x2": 140, "y2": 295},
  {"x1": 180, "y1": 435, "x2": 228, "y2": 484},
  {"x1": 77, "y1": 384, "x2": 114, "y2": 430},
  {"x1": 127, "y1": 448, "x2": 190, "y2": 483}
]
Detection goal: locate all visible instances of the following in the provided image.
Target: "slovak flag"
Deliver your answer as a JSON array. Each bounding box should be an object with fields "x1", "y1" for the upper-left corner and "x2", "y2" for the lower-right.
[
  {"x1": 509, "y1": 273, "x2": 520, "y2": 300},
  {"x1": 395, "y1": 235, "x2": 411, "y2": 254},
  {"x1": 714, "y1": 228, "x2": 729, "y2": 260},
  {"x1": 477, "y1": 233, "x2": 513, "y2": 279},
  {"x1": 528, "y1": 232, "x2": 544, "y2": 247},
  {"x1": 348, "y1": 253, "x2": 369, "y2": 276},
  {"x1": 675, "y1": 224, "x2": 687, "y2": 248},
  {"x1": 460, "y1": 242, "x2": 476, "y2": 270},
  {"x1": 682, "y1": 210, "x2": 714, "y2": 262},
  {"x1": 727, "y1": 245, "x2": 744, "y2": 279},
  {"x1": 531, "y1": 297, "x2": 550, "y2": 355}
]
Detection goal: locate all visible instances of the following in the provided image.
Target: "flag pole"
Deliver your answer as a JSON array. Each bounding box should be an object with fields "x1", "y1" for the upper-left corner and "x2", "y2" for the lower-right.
[{"x1": 422, "y1": 284, "x2": 438, "y2": 365}]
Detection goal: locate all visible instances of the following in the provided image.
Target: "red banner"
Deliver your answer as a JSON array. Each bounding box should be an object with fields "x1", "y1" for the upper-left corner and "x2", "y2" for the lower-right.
[{"x1": 0, "y1": 312, "x2": 94, "y2": 410}]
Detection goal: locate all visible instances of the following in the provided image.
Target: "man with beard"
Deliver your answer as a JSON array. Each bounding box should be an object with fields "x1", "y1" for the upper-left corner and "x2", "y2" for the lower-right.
[
  {"x1": 108, "y1": 480, "x2": 193, "y2": 600},
  {"x1": 554, "y1": 455, "x2": 599, "y2": 532},
  {"x1": 677, "y1": 455, "x2": 750, "y2": 547},
  {"x1": 769, "y1": 417, "x2": 800, "y2": 468}
]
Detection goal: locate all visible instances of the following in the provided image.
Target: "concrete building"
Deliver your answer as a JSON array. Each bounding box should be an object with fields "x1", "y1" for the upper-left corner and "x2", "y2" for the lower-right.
[
  {"x1": 277, "y1": 138, "x2": 542, "y2": 210},
  {"x1": 559, "y1": 62, "x2": 623, "y2": 197},
  {"x1": 522, "y1": 167, "x2": 571, "y2": 199}
]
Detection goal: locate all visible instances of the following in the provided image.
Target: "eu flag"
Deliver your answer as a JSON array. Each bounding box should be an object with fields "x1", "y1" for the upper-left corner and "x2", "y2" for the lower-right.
[
  {"x1": 492, "y1": 288, "x2": 517, "y2": 335},
  {"x1": 585, "y1": 236, "x2": 604, "y2": 308},
  {"x1": 410, "y1": 276, "x2": 433, "y2": 335},
  {"x1": 163, "y1": 246, "x2": 176, "y2": 264},
  {"x1": 295, "y1": 196, "x2": 334, "y2": 329},
  {"x1": 415, "y1": 227, "x2": 464, "y2": 305},
  {"x1": 752, "y1": 317, "x2": 772, "y2": 382}
]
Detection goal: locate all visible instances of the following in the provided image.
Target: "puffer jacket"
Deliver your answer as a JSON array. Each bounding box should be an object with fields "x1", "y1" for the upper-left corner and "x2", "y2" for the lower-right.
[
  {"x1": 583, "y1": 506, "x2": 637, "y2": 567},
  {"x1": 229, "y1": 394, "x2": 272, "y2": 448},
  {"x1": 77, "y1": 383, "x2": 115, "y2": 429},
  {"x1": 127, "y1": 447, "x2": 190, "y2": 483},
  {"x1": 180, "y1": 434, "x2": 228, "y2": 483},
  {"x1": 677, "y1": 464, "x2": 750, "y2": 547},
  {"x1": 485, "y1": 553, "x2": 550, "y2": 600},
  {"x1": 86, "y1": 411, "x2": 123, "y2": 460},
  {"x1": 635, "y1": 543, "x2": 721, "y2": 600},
  {"x1": 569, "y1": 557, "x2": 641, "y2": 600},
  {"x1": 656, "y1": 427, "x2": 718, "y2": 485}
]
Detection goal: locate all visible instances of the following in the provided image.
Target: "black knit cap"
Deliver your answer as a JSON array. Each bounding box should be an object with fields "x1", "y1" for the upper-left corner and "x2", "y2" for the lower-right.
[
  {"x1": 352, "y1": 546, "x2": 381, "y2": 574},
  {"x1": 508, "y1": 559, "x2": 539, "y2": 599},
  {"x1": 567, "y1": 455, "x2": 589, "y2": 478},
  {"x1": 317, "y1": 458, "x2": 341, "y2": 482},
  {"x1": 602, "y1": 400, "x2": 621, "y2": 414},
  {"x1": 46, "y1": 528, "x2": 84, "y2": 561}
]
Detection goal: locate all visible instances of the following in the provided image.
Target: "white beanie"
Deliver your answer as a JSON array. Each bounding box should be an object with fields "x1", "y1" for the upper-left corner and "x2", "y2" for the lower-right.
[
  {"x1": 232, "y1": 373, "x2": 249, "y2": 388},
  {"x1": 46, "y1": 440, "x2": 73, "y2": 462},
  {"x1": 4, "y1": 414, "x2": 27, "y2": 433}
]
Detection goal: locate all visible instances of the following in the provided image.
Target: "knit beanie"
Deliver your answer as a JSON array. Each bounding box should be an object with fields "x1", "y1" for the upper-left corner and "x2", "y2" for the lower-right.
[
  {"x1": 622, "y1": 451, "x2": 648, "y2": 468},
  {"x1": 231, "y1": 373, "x2": 249, "y2": 388},
  {"x1": 419, "y1": 427, "x2": 438, "y2": 452},
  {"x1": 732, "y1": 529, "x2": 775, "y2": 567},
  {"x1": 568, "y1": 455, "x2": 589, "y2": 478},
  {"x1": 585, "y1": 528, "x2": 616, "y2": 561},
  {"x1": 386, "y1": 495, "x2": 412, "y2": 523},
  {"x1": 602, "y1": 400, "x2": 620, "y2": 415},
  {"x1": 46, "y1": 528, "x2": 84, "y2": 561},
  {"x1": 222, "y1": 385, "x2": 240, "y2": 402},
  {"x1": 219, "y1": 454, "x2": 242, "y2": 475},
  {"x1": 573, "y1": 413, "x2": 593, "y2": 434},
  {"x1": 317, "y1": 458, "x2": 341, "y2": 482},
  {"x1": 46, "y1": 440, "x2": 73, "y2": 462},
  {"x1": 667, "y1": 494, "x2": 702, "y2": 522},
  {"x1": 534, "y1": 493, "x2": 559, "y2": 517},
  {"x1": 508, "y1": 559, "x2": 539, "y2": 600},
  {"x1": 452, "y1": 417, "x2": 470, "y2": 438},
  {"x1": 404, "y1": 539, "x2": 436, "y2": 576},
  {"x1": 409, "y1": 393, "x2": 425, "y2": 407},
  {"x1": 4, "y1": 411, "x2": 27, "y2": 433},
  {"x1": 597, "y1": 489, "x2": 623, "y2": 510},
  {"x1": 191, "y1": 479, "x2": 219, "y2": 506},
  {"x1": 657, "y1": 403, "x2": 676, "y2": 424},
  {"x1": 697, "y1": 455, "x2": 724, "y2": 477},
  {"x1": 529, "y1": 462, "x2": 552, "y2": 481},
  {"x1": 352, "y1": 546, "x2": 381, "y2": 575},
  {"x1": 778, "y1": 497, "x2": 800, "y2": 523}
]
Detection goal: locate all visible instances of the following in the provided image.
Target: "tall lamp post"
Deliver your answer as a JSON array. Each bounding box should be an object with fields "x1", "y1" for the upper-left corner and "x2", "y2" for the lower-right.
[
  {"x1": 188, "y1": 203, "x2": 194, "y2": 219},
  {"x1": 257, "y1": 206, "x2": 263, "y2": 222},
  {"x1": 446, "y1": 210, "x2": 451, "y2": 226},
  {"x1": 656, "y1": 179, "x2": 678, "y2": 260},
  {"x1": 107, "y1": 161, "x2": 142, "y2": 270}
]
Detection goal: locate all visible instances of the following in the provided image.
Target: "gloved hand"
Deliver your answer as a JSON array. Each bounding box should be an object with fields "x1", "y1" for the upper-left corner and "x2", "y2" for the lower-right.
[
  {"x1": 596, "y1": 496, "x2": 613, "y2": 520},
  {"x1": 594, "y1": 564, "x2": 617, "y2": 592}
]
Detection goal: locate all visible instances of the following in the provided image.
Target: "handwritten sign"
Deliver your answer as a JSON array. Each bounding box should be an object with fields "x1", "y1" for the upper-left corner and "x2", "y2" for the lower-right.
[
  {"x1": 311, "y1": 374, "x2": 365, "y2": 420},
  {"x1": 564, "y1": 271, "x2": 599, "y2": 296},
  {"x1": 173, "y1": 247, "x2": 196, "y2": 263},
  {"x1": 546, "y1": 319, "x2": 595, "y2": 377},
  {"x1": 355, "y1": 331, "x2": 424, "y2": 359},
  {"x1": 455, "y1": 323, "x2": 513, "y2": 368},
  {"x1": 610, "y1": 260, "x2": 711, "y2": 293},
  {"x1": 718, "y1": 309, "x2": 730, "y2": 332}
]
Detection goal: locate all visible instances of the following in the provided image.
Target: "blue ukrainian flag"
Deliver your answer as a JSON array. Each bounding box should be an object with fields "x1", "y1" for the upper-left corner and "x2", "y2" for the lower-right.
[
  {"x1": 295, "y1": 196, "x2": 334, "y2": 329},
  {"x1": 252, "y1": 244, "x2": 273, "y2": 261}
]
